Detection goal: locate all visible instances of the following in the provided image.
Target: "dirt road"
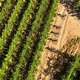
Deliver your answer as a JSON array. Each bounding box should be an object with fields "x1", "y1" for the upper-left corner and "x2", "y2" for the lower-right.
[{"x1": 36, "y1": 2, "x2": 80, "y2": 80}]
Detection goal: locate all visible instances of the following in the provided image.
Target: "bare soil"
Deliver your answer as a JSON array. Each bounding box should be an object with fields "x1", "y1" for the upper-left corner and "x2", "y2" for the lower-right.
[{"x1": 36, "y1": 1, "x2": 80, "y2": 80}]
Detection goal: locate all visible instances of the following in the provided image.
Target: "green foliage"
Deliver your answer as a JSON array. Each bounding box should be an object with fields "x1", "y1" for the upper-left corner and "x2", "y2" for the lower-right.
[
  {"x1": 26, "y1": 0, "x2": 58, "y2": 80},
  {"x1": 0, "y1": 0, "x2": 13, "y2": 22},
  {"x1": 62, "y1": 54, "x2": 80, "y2": 80},
  {"x1": 12, "y1": 0, "x2": 50, "y2": 79},
  {"x1": 0, "y1": 0, "x2": 26, "y2": 53},
  {"x1": 0, "y1": 0, "x2": 80, "y2": 80},
  {"x1": 0, "y1": 0, "x2": 17, "y2": 34},
  {"x1": 0, "y1": 0, "x2": 58, "y2": 80},
  {"x1": 74, "y1": 0, "x2": 80, "y2": 10},
  {"x1": 0, "y1": 0, "x2": 28, "y2": 79}
]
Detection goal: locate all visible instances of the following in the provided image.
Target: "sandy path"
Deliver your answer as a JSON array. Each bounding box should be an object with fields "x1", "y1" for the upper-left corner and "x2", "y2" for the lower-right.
[{"x1": 36, "y1": 2, "x2": 80, "y2": 80}]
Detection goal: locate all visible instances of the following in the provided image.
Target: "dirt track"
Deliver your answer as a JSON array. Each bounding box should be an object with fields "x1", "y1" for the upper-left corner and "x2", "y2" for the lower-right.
[{"x1": 36, "y1": 1, "x2": 80, "y2": 80}]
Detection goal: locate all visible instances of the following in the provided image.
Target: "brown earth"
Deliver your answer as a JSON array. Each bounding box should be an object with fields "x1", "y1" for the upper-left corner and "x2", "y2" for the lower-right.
[{"x1": 35, "y1": 1, "x2": 80, "y2": 80}]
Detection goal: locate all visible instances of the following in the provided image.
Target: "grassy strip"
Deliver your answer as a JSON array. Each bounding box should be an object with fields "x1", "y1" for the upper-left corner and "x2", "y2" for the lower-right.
[
  {"x1": 12, "y1": 0, "x2": 50, "y2": 79},
  {"x1": 62, "y1": 54, "x2": 80, "y2": 80},
  {"x1": 0, "y1": 0, "x2": 26, "y2": 54},
  {"x1": 73, "y1": 67, "x2": 80, "y2": 80},
  {"x1": 0, "y1": 0, "x2": 39, "y2": 79},
  {"x1": 25, "y1": 0, "x2": 58, "y2": 80},
  {"x1": 0, "y1": 0, "x2": 17, "y2": 35},
  {"x1": 74, "y1": 0, "x2": 80, "y2": 10}
]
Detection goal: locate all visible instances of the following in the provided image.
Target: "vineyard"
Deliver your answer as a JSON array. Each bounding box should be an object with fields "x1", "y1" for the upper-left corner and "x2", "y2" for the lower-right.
[
  {"x1": 0, "y1": 0, "x2": 80, "y2": 80},
  {"x1": 0, "y1": 0, "x2": 57, "y2": 80}
]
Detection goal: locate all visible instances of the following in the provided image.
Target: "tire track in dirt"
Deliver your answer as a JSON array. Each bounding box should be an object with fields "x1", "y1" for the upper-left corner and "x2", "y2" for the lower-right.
[{"x1": 57, "y1": 11, "x2": 69, "y2": 49}]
